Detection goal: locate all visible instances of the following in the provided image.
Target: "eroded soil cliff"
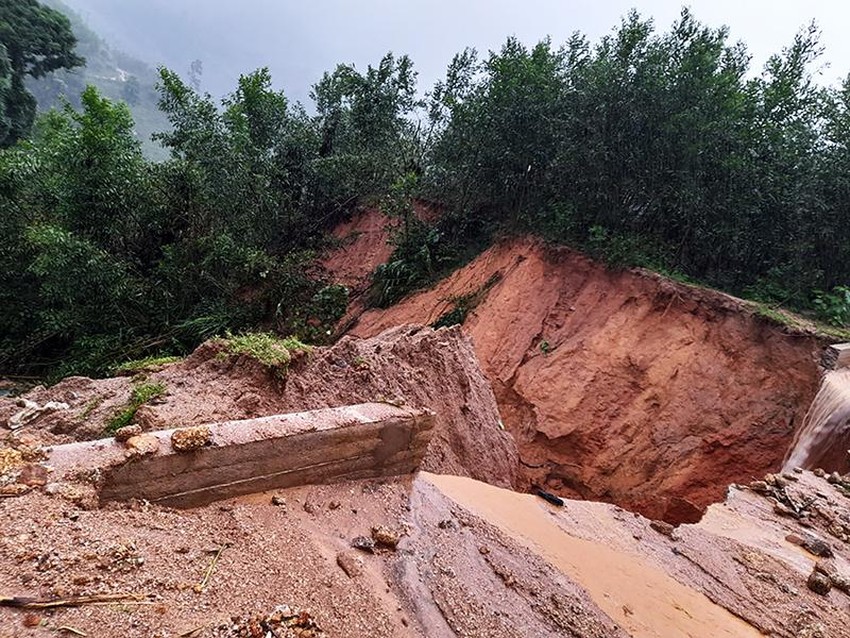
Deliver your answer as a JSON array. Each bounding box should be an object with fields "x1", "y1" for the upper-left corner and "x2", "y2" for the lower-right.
[{"x1": 332, "y1": 213, "x2": 824, "y2": 522}]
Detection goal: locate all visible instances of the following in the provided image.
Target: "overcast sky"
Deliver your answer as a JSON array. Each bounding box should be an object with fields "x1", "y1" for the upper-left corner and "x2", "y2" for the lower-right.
[{"x1": 63, "y1": 0, "x2": 850, "y2": 103}]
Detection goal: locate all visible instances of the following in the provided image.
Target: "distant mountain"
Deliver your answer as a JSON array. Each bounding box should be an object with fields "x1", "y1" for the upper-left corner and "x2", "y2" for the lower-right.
[{"x1": 26, "y1": 0, "x2": 170, "y2": 160}]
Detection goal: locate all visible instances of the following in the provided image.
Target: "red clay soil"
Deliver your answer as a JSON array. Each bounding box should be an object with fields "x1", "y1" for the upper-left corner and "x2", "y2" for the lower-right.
[
  {"x1": 0, "y1": 325, "x2": 519, "y2": 490},
  {"x1": 344, "y1": 232, "x2": 825, "y2": 523}
]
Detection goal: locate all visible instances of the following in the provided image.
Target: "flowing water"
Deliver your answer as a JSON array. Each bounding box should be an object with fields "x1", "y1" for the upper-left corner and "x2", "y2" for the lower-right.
[{"x1": 783, "y1": 368, "x2": 850, "y2": 472}]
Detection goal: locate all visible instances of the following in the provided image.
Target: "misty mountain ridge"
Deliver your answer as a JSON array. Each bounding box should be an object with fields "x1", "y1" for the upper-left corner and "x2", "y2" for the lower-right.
[{"x1": 26, "y1": 0, "x2": 170, "y2": 160}]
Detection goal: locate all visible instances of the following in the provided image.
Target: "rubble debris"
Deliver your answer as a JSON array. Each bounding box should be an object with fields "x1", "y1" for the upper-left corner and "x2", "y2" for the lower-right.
[
  {"x1": 807, "y1": 570, "x2": 832, "y2": 595},
  {"x1": 114, "y1": 425, "x2": 142, "y2": 442},
  {"x1": 371, "y1": 525, "x2": 400, "y2": 550},
  {"x1": 351, "y1": 536, "x2": 375, "y2": 553},
  {"x1": 171, "y1": 426, "x2": 212, "y2": 452},
  {"x1": 336, "y1": 551, "x2": 363, "y2": 578},
  {"x1": 7, "y1": 399, "x2": 69, "y2": 430},
  {"x1": 213, "y1": 604, "x2": 324, "y2": 637}
]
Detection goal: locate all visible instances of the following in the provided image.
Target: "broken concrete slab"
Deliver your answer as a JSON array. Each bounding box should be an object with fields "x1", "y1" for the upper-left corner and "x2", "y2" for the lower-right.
[{"x1": 47, "y1": 403, "x2": 434, "y2": 507}]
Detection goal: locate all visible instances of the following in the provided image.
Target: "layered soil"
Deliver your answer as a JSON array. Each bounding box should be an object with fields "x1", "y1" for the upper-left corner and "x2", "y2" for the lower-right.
[
  {"x1": 337, "y1": 222, "x2": 824, "y2": 522},
  {"x1": 0, "y1": 325, "x2": 519, "y2": 489}
]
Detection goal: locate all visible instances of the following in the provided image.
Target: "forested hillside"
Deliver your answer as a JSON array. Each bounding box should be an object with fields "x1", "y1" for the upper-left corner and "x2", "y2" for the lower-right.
[
  {"x1": 26, "y1": 0, "x2": 169, "y2": 159},
  {"x1": 1, "y1": 4, "x2": 849, "y2": 379}
]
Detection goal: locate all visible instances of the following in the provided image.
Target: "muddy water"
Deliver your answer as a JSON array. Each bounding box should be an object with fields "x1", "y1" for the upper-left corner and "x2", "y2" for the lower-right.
[
  {"x1": 783, "y1": 368, "x2": 850, "y2": 472},
  {"x1": 424, "y1": 473, "x2": 763, "y2": 638}
]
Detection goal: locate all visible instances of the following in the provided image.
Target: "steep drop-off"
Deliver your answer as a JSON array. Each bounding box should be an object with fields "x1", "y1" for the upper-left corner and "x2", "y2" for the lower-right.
[{"x1": 332, "y1": 215, "x2": 823, "y2": 523}]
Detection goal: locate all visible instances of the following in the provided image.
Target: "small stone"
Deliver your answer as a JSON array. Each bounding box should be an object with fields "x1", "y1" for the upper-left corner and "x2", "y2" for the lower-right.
[
  {"x1": 336, "y1": 551, "x2": 363, "y2": 578},
  {"x1": 17, "y1": 463, "x2": 48, "y2": 487},
  {"x1": 814, "y1": 468, "x2": 827, "y2": 478},
  {"x1": 438, "y1": 519, "x2": 456, "y2": 530},
  {"x1": 793, "y1": 467, "x2": 804, "y2": 474},
  {"x1": 807, "y1": 570, "x2": 832, "y2": 595},
  {"x1": 114, "y1": 424, "x2": 143, "y2": 442},
  {"x1": 773, "y1": 503, "x2": 797, "y2": 518},
  {"x1": 352, "y1": 536, "x2": 375, "y2": 553},
  {"x1": 828, "y1": 472, "x2": 842, "y2": 484},
  {"x1": 649, "y1": 520, "x2": 675, "y2": 537},
  {"x1": 271, "y1": 495, "x2": 286, "y2": 508},
  {"x1": 171, "y1": 426, "x2": 212, "y2": 452},
  {"x1": 749, "y1": 480, "x2": 770, "y2": 494},
  {"x1": 815, "y1": 559, "x2": 850, "y2": 593},
  {"x1": 786, "y1": 533, "x2": 833, "y2": 558},
  {"x1": 22, "y1": 613, "x2": 41, "y2": 628},
  {"x1": 328, "y1": 501, "x2": 341, "y2": 510},
  {"x1": 764, "y1": 473, "x2": 778, "y2": 486},
  {"x1": 125, "y1": 434, "x2": 159, "y2": 457},
  {"x1": 478, "y1": 546, "x2": 490, "y2": 555},
  {"x1": 0, "y1": 483, "x2": 30, "y2": 496},
  {"x1": 371, "y1": 525, "x2": 400, "y2": 549},
  {"x1": 303, "y1": 501, "x2": 316, "y2": 514},
  {"x1": 781, "y1": 472, "x2": 799, "y2": 482}
]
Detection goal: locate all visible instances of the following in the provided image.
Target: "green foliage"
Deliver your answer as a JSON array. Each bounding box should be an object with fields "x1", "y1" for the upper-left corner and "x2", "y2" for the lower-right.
[
  {"x1": 106, "y1": 381, "x2": 166, "y2": 433},
  {"x1": 813, "y1": 287, "x2": 850, "y2": 327},
  {"x1": 424, "y1": 9, "x2": 850, "y2": 312},
  {"x1": 217, "y1": 332, "x2": 311, "y2": 371},
  {"x1": 113, "y1": 356, "x2": 182, "y2": 375},
  {"x1": 27, "y1": 0, "x2": 169, "y2": 160},
  {"x1": 431, "y1": 273, "x2": 502, "y2": 328},
  {"x1": 0, "y1": 0, "x2": 84, "y2": 146}
]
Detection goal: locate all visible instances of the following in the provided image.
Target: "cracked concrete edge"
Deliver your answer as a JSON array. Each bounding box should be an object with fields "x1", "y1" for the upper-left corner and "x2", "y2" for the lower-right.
[{"x1": 45, "y1": 402, "x2": 436, "y2": 507}]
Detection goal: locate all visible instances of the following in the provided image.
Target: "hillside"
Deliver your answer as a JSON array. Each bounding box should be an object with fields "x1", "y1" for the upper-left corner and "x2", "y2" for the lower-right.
[
  {"x1": 326, "y1": 209, "x2": 827, "y2": 524},
  {"x1": 26, "y1": 0, "x2": 169, "y2": 160}
]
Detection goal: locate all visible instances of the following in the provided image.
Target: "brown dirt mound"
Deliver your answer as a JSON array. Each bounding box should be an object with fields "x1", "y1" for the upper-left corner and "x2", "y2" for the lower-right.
[
  {"x1": 347, "y1": 236, "x2": 824, "y2": 523},
  {"x1": 0, "y1": 325, "x2": 519, "y2": 489}
]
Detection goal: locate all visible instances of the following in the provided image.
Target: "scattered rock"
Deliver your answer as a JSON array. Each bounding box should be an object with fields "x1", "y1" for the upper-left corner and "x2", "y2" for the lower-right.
[
  {"x1": 807, "y1": 569, "x2": 832, "y2": 595},
  {"x1": 8, "y1": 399, "x2": 69, "y2": 430},
  {"x1": 124, "y1": 434, "x2": 159, "y2": 457},
  {"x1": 0, "y1": 484, "x2": 31, "y2": 496},
  {"x1": 786, "y1": 533, "x2": 833, "y2": 558},
  {"x1": 371, "y1": 525, "x2": 400, "y2": 549},
  {"x1": 171, "y1": 426, "x2": 212, "y2": 452},
  {"x1": 828, "y1": 472, "x2": 842, "y2": 485},
  {"x1": 650, "y1": 520, "x2": 675, "y2": 537},
  {"x1": 17, "y1": 463, "x2": 48, "y2": 487},
  {"x1": 438, "y1": 519, "x2": 456, "y2": 530},
  {"x1": 114, "y1": 424, "x2": 142, "y2": 442},
  {"x1": 303, "y1": 501, "x2": 316, "y2": 514},
  {"x1": 815, "y1": 559, "x2": 850, "y2": 593},
  {"x1": 814, "y1": 468, "x2": 827, "y2": 478},
  {"x1": 749, "y1": 480, "x2": 770, "y2": 494},
  {"x1": 271, "y1": 495, "x2": 286, "y2": 508},
  {"x1": 351, "y1": 536, "x2": 375, "y2": 553},
  {"x1": 479, "y1": 545, "x2": 490, "y2": 555},
  {"x1": 328, "y1": 500, "x2": 341, "y2": 510},
  {"x1": 336, "y1": 551, "x2": 363, "y2": 578}
]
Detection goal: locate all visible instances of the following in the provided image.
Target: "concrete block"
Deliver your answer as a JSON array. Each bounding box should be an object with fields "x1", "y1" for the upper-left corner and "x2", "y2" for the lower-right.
[{"x1": 47, "y1": 403, "x2": 435, "y2": 507}]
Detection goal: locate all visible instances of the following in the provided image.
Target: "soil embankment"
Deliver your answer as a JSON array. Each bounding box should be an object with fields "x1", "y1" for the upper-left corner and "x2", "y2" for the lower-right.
[
  {"x1": 329, "y1": 212, "x2": 824, "y2": 522},
  {"x1": 0, "y1": 325, "x2": 519, "y2": 489}
]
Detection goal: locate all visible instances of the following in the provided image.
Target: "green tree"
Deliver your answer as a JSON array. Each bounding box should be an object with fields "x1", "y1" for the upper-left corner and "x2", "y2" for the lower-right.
[{"x1": 0, "y1": 0, "x2": 84, "y2": 146}]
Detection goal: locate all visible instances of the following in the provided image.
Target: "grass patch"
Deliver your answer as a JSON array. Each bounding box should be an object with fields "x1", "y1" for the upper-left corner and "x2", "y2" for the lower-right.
[
  {"x1": 431, "y1": 273, "x2": 502, "y2": 329},
  {"x1": 105, "y1": 381, "x2": 166, "y2": 434},
  {"x1": 113, "y1": 355, "x2": 182, "y2": 375},
  {"x1": 216, "y1": 332, "x2": 312, "y2": 370},
  {"x1": 77, "y1": 396, "x2": 104, "y2": 422},
  {"x1": 753, "y1": 302, "x2": 850, "y2": 341}
]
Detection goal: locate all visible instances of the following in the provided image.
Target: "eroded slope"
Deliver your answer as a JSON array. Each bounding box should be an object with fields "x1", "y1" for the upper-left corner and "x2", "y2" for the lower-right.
[{"x1": 348, "y1": 235, "x2": 823, "y2": 522}]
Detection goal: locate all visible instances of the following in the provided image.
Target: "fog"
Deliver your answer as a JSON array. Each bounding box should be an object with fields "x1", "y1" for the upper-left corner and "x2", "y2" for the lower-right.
[{"x1": 62, "y1": 0, "x2": 850, "y2": 103}]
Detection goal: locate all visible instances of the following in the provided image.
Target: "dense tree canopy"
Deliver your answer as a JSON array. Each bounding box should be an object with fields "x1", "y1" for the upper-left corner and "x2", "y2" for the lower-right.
[
  {"x1": 2, "y1": 6, "x2": 850, "y2": 378},
  {"x1": 0, "y1": 0, "x2": 83, "y2": 146}
]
